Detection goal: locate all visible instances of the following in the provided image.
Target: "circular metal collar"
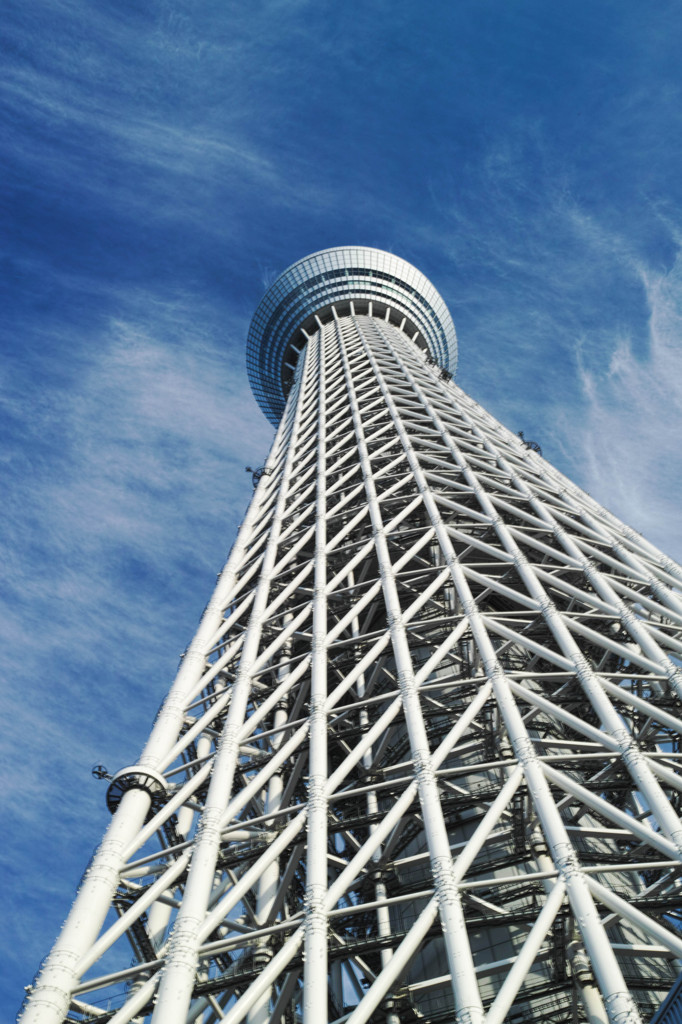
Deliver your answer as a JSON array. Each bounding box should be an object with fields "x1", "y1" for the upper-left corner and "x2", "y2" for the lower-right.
[{"x1": 246, "y1": 246, "x2": 457, "y2": 425}]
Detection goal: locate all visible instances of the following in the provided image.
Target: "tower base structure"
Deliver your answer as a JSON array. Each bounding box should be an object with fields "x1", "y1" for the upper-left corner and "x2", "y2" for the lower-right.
[{"x1": 20, "y1": 249, "x2": 682, "y2": 1024}]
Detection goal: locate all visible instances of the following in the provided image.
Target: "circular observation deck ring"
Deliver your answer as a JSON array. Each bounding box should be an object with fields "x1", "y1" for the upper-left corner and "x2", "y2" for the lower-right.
[{"x1": 246, "y1": 246, "x2": 457, "y2": 425}]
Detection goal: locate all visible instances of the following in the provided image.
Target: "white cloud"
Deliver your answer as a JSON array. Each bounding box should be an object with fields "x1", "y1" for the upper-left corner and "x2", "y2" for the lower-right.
[
  {"x1": 560, "y1": 246, "x2": 682, "y2": 561},
  {"x1": 0, "y1": 291, "x2": 274, "y2": 971}
]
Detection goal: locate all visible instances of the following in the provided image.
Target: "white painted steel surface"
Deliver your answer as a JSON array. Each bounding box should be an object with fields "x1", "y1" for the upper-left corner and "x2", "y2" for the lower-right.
[{"x1": 20, "y1": 251, "x2": 682, "y2": 1024}]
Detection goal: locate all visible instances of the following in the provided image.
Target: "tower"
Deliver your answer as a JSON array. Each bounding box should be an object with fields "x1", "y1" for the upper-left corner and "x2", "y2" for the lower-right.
[{"x1": 20, "y1": 247, "x2": 682, "y2": 1024}]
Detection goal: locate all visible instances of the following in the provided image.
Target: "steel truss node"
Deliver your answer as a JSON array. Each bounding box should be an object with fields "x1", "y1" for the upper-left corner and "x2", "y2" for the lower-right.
[{"x1": 20, "y1": 251, "x2": 682, "y2": 1024}]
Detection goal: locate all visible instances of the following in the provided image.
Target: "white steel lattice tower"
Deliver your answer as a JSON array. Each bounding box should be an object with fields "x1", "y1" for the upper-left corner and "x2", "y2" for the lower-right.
[{"x1": 20, "y1": 247, "x2": 682, "y2": 1024}]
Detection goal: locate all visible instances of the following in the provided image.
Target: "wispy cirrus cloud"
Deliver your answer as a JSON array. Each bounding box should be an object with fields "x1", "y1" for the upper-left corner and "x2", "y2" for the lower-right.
[
  {"x1": 0, "y1": 287, "x2": 272, "y2": 683},
  {"x1": 0, "y1": 287, "x2": 272, "y2": 991},
  {"x1": 560, "y1": 245, "x2": 682, "y2": 560}
]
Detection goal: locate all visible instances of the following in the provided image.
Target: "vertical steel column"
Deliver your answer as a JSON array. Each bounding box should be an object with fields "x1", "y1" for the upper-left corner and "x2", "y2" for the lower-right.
[
  {"x1": 349, "y1": 562, "x2": 400, "y2": 1024},
  {"x1": 528, "y1": 829, "x2": 609, "y2": 1024},
  {"x1": 303, "y1": 321, "x2": 330, "y2": 1023},
  {"x1": 247, "y1": 613, "x2": 293, "y2": 1024}
]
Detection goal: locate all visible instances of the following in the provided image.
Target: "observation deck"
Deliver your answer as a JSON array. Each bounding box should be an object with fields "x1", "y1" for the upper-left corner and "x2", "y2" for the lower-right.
[{"x1": 246, "y1": 246, "x2": 457, "y2": 425}]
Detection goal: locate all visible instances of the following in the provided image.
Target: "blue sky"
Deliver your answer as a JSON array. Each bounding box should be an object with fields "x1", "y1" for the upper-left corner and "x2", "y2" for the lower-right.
[{"x1": 4, "y1": 0, "x2": 682, "y2": 1014}]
